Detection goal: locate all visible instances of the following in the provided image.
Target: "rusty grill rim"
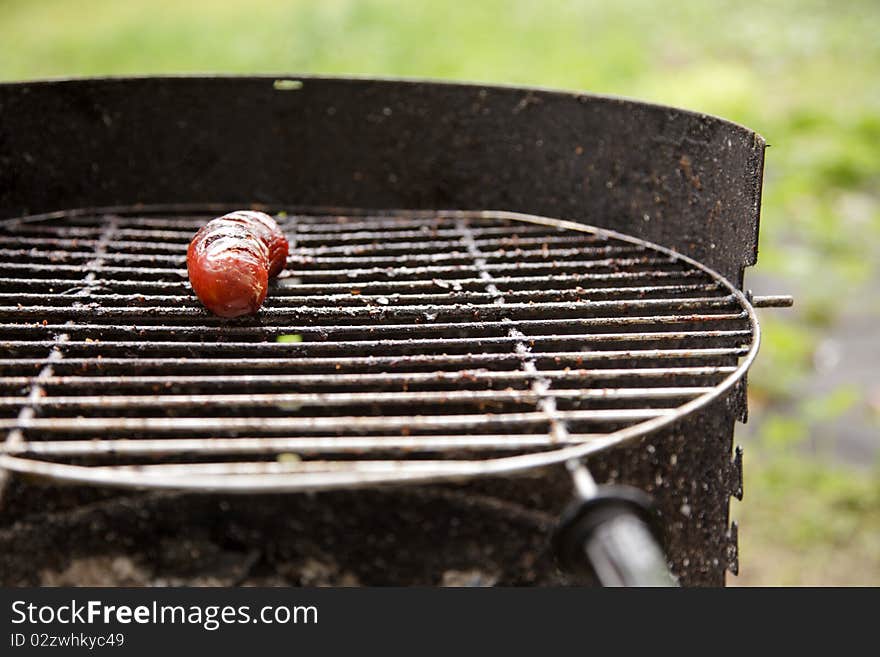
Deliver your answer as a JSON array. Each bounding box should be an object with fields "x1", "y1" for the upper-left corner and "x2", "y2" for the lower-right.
[{"x1": 0, "y1": 207, "x2": 760, "y2": 493}]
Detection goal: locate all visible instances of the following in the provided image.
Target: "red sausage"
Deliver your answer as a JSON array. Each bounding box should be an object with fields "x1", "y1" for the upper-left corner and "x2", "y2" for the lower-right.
[{"x1": 187, "y1": 211, "x2": 289, "y2": 318}]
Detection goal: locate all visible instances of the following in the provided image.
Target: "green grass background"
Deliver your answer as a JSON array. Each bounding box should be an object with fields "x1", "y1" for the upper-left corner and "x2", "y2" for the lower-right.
[{"x1": 2, "y1": 0, "x2": 879, "y2": 585}]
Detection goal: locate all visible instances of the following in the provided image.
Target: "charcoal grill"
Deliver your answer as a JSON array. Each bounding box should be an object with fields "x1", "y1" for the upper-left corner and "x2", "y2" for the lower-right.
[{"x1": 0, "y1": 76, "x2": 789, "y2": 586}]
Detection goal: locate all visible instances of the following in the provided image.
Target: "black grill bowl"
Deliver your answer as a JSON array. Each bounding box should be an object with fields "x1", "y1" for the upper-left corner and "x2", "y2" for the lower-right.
[{"x1": 0, "y1": 76, "x2": 765, "y2": 586}]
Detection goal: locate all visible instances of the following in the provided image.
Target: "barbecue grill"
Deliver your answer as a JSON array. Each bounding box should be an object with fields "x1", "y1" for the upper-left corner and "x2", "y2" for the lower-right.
[{"x1": 0, "y1": 76, "x2": 789, "y2": 586}]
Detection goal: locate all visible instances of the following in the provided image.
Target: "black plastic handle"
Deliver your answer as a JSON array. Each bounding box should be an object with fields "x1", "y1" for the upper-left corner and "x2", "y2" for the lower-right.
[{"x1": 553, "y1": 485, "x2": 678, "y2": 587}]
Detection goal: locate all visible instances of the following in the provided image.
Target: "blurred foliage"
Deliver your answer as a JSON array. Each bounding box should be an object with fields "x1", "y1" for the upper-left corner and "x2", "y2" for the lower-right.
[
  {"x1": 757, "y1": 385, "x2": 861, "y2": 450},
  {"x1": 749, "y1": 317, "x2": 817, "y2": 402},
  {"x1": 1, "y1": 0, "x2": 876, "y2": 313},
  {"x1": 735, "y1": 451, "x2": 880, "y2": 586},
  {"x1": 1, "y1": 0, "x2": 878, "y2": 584}
]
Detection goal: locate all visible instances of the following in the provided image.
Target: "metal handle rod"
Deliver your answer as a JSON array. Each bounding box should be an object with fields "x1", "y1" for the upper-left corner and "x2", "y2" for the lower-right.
[
  {"x1": 560, "y1": 460, "x2": 678, "y2": 587},
  {"x1": 748, "y1": 292, "x2": 794, "y2": 308},
  {"x1": 583, "y1": 512, "x2": 678, "y2": 587},
  {"x1": 569, "y1": 459, "x2": 599, "y2": 498}
]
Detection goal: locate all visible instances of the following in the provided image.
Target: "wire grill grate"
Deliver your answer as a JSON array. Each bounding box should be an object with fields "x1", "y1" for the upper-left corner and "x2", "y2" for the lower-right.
[{"x1": 0, "y1": 207, "x2": 757, "y2": 493}]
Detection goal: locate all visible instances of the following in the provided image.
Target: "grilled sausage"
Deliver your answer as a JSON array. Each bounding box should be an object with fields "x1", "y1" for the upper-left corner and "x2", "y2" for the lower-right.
[{"x1": 187, "y1": 211, "x2": 289, "y2": 318}]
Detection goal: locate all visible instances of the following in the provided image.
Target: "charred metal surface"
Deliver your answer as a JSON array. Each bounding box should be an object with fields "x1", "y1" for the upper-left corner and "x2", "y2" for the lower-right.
[
  {"x1": 0, "y1": 488, "x2": 559, "y2": 586},
  {"x1": 0, "y1": 76, "x2": 763, "y2": 285},
  {"x1": 454, "y1": 396, "x2": 741, "y2": 586}
]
